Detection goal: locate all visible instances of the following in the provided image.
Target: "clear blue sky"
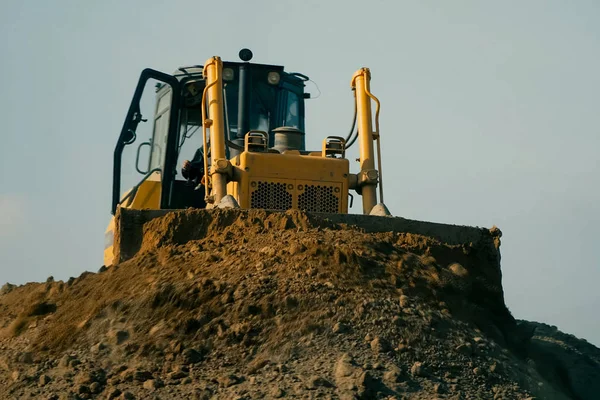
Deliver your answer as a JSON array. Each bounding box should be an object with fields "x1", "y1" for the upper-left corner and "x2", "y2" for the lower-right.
[{"x1": 1, "y1": 1, "x2": 598, "y2": 346}]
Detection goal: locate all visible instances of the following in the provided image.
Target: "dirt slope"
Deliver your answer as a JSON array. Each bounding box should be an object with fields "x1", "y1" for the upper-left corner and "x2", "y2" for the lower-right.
[{"x1": 0, "y1": 209, "x2": 598, "y2": 400}]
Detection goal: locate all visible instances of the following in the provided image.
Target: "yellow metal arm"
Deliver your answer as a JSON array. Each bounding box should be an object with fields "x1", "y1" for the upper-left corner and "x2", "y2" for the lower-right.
[
  {"x1": 202, "y1": 56, "x2": 229, "y2": 205},
  {"x1": 351, "y1": 68, "x2": 382, "y2": 214}
]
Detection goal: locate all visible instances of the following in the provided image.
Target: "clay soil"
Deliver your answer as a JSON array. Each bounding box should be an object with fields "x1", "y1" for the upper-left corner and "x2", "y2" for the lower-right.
[{"x1": 0, "y1": 209, "x2": 599, "y2": 400}]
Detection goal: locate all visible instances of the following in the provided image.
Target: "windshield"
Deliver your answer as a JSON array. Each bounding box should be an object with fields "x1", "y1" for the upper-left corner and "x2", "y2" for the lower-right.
[
  {"x1": 224, "y1": 72, "x2": 275, "y2": 138},
  {"x1": 175, "y1": 66, "x2": 301, "y2": 171}
]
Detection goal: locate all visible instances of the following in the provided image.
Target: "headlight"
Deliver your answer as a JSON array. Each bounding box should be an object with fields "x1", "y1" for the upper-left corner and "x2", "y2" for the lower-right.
[
  {"x1": 267, "y1": 71, "x2": 280, "y2": 85},
  {"x1": 223, "y1": 68, "x2": 235, "y2": 81}
]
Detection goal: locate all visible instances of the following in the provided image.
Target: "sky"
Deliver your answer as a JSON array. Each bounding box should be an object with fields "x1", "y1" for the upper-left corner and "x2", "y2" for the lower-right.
[{"x1": 0, "y1": 1, "x2": 598, "y2": 345}]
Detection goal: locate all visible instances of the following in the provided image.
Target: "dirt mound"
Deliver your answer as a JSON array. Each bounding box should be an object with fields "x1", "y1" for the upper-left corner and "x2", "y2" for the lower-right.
[{"x1": 0, "y1": 209, "x2": 598, "y2": 399}]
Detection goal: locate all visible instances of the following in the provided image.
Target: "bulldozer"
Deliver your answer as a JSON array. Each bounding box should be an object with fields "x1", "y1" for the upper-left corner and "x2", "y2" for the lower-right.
[{"x1": 104, "y1": 49, "x2": 389, "y2": 266}]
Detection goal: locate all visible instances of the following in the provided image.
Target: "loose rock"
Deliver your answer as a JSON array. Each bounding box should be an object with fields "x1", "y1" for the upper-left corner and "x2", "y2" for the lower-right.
[
  {"x1": 218, "y1": 373, "x2": 241, "y2": 388},
  {"x1": 411, "y1": 362, "x2": 425, "y2": 377},
  {"x1": 181, "y1": 348, "x2": 204, "y2": 364},
  {"x1": 370, "y1": 336, "x2": 391, "y2": 354},
  {"x1": 106, "y1": 388, "x2": 122, "y2": 400},
  {"x1": 39, "y1": 374, "x2": 51, "y2": 386},
  {"x1": 399, "y1": 295, "x2": 410, "y2": 308},
  {"x1": 383, "y1": 365, "x2": 402, "y2": 384},
  {"x1": 108, "y1": 330, "x2": 129, "y2": 345},
  {"x1": 143, "y1": 379, "x2": 164, "y2": 390}
]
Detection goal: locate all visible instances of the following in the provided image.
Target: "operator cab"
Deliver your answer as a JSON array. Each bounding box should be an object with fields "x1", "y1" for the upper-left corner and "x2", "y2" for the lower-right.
[
  {"x1": 113, "y1": 49, "x2": 311, "y2": 214},
  {"x1": 174, "y1": 50, "x2": 308, "y2": 160}
]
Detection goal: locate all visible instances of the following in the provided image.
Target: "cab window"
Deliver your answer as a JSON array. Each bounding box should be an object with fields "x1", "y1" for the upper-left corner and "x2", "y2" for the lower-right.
[
  {"x1": 149, "y1": 89, "x2": 172, "y2": 171},
  {"x1": 284, "y1": 91, "x2": 300, "y2": 128}
]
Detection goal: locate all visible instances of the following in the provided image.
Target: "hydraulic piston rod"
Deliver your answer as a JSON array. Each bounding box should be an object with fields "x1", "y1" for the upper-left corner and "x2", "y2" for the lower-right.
[
  {"x1": 351, "y1": 68, "x2": 379, "y2": 214},
  {"x1": 202, "y1": 56, "x2": 229, "y2": 204}
]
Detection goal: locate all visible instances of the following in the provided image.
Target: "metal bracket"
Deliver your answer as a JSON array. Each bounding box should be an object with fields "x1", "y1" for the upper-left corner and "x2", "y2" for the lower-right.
[
  {"x1": 348, "y1": 173, "x2": 358, "y2": 190},
  {"x1": 357, "y1": 169, "x2": 378, "y2": 187},
  {"x1": 245, "y1": 131, "x2": 268, "y2": 152},
  {"x1": 212, "y1": 158, "x2": 232, "y2": 177},
  {"x1": 322, "y1": 136, "x2": 346, "y2": 158}
]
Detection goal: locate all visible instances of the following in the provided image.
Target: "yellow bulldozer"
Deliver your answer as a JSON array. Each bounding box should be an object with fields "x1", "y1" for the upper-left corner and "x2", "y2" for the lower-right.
[{"x1": 105, "y1": 49, "x2": 389, "y2": 265}]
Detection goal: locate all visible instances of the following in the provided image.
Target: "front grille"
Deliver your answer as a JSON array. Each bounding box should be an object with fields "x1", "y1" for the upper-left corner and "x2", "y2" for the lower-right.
[
  {"x1": 250, "y1": 181, "x2": 293, "y2": 210},
  {"x1": 298, "y1": 184, "x2": 339, "y2": 213}
]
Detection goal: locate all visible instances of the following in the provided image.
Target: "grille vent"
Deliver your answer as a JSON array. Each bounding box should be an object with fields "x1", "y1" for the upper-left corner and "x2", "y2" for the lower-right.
[
  {"x1": 250, "y1": 181, "x2": 292, "y2": 210},
  {"x1": 298, "y1": 184, "x2": 339, "y2": 213}
]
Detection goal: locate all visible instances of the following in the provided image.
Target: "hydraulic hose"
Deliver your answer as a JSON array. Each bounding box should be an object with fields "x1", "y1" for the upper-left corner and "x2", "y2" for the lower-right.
[{"x1": 345, "y1": 98, "x2": 357, "y2": 145}]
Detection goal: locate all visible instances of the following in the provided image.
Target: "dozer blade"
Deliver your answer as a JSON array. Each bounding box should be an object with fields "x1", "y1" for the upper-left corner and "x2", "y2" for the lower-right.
[{"x1": 109, "y1": 208, "x2": 501, "y2": 266}]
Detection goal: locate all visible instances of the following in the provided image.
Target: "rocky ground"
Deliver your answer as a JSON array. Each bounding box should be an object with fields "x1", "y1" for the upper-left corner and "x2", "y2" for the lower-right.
[{"x1": 0, "y1": 209, "x2": 598, "y2": 399}]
